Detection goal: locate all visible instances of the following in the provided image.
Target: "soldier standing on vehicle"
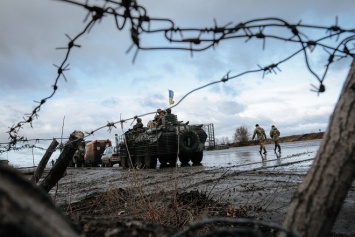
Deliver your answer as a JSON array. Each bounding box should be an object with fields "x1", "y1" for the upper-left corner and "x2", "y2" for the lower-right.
[
  {"x1": 159, "y1": 109, "x2": 166, "y2": 118},
  {"x1": 252, "y1": 124, "x2": 267, "y2": 154},
  {"x1": 157, "y1": 109, "x2": 166, "y2": 127},
  {"x1": 133, "y1": 118, "x2": 143, "y2": 130},
  {"x1": 270, "y1": 125, "x2": 281, "y2": 153},
  {"x1": 147, "y1": 115, "x2": 159, "y2": 128},
  {"x1": 162, "y1": 107, "x2": 179, "y2": 126}
]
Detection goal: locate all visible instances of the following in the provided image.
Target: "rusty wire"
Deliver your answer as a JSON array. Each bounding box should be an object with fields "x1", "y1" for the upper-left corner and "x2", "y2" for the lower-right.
[
  {"x1": 1, "y1": 0, "x2": 355, "y2": 153},
  {"x1": 172, "y1": 217, "x2": 299, "y2": 237}
]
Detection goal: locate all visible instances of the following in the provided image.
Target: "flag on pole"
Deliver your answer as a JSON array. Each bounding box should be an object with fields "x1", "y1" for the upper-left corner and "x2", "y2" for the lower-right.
[{"x1": 169, "y1": 90, "x2": 174, "y2": 105}]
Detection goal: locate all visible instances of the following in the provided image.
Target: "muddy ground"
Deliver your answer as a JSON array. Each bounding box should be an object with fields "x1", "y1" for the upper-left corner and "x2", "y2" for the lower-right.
[{"x1": 44, "y1": 142, "x2": 354, "y2": 237}]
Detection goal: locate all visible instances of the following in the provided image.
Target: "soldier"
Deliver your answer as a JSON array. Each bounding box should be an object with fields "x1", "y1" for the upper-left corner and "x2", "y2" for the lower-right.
[
  {"x1": 154, "y1": 114, "x2": 160, "y2": 126},
  {"x1": 147, "y1": 120, "x2": 153, "y2": 128},
  {"x1": 159, "y1": 109, "x2": 166, "y2": 118},
  {"x1": 166, "y1": 108, "x2": 172, "y2": 115},
  {"x1": 252, "y1": 124, "x2": 267, "y2": 154},
  {"x1": 270, "y1": 125, "x2": 281, "y2": 153},
  {"x1": 155, "y1": 108, "x2": 162, "y2": 124},
  {"x1": 147, "y1": 115, "x2": 159, "y2": 128},
  {"x1": 133, "y1": 118, "x2": 143, "y2": 130},
  {"x1": 156, "y1": 109, "x2": 166, "y2": 127}
]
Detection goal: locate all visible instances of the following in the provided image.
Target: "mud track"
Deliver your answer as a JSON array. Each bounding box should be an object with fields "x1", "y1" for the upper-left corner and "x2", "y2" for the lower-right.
[{"x1": 49, "y1": 152, "x2": 355, "y2": 236}]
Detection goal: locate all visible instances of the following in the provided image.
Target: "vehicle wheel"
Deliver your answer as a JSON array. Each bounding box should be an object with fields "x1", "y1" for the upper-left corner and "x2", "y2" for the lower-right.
[
  {"x1": 178, "y1": 154, "x2": 190, "y2": 164},
  {"x1": 126, "y1": 156, "x2": 134, "y2": 169},
  {"x1": 69, "y1": 158, "x2": 74, "y2": 167},
  {"x1": 179, "y1": 130, "x2": 200, "y2": 154},
  {"x1": 158, "y1": 157, "x2": 167, "y2": 166},
  {"x1": 191, "y1": 152, "x2": 203, "y2": 164},
  {"x1": 122, "y1": 156, "x2": 132, "y2": 169},
  {"x1": 77, "y1": 159, "x2": 82, "y2": 168},
  {"x1": 167, "y1": 155, "x2": 177, "y2": 166},
  {"x1": 136, "y1": 156, "x2": 145, "y2": 169},
  {"x1": 126, "y1": 156, "x2": 135, "y2": 168},
  {"x1": 121, "y1": 156, "x2": 128, "y2": 168},
  {"x1": 144, "y1": 154, "x2": 157, "y2": 169}
]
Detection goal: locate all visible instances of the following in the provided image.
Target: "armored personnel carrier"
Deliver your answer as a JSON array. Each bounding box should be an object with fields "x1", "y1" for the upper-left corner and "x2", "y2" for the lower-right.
[{"x1": 119, "y1": 113, "x2": 208, "y2": 169}]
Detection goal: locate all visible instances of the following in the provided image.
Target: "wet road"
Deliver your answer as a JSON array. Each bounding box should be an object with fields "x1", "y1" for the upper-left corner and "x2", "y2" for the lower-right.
[
  {"x1": 50, "y1": 139, "x2": 355, "y2": 236},
  {"x1": 201, "y1": 139, "x2": 321, "y2": 172},
  {"x1": 51, "y1": 139, "x2": 322, "y2": 206}
]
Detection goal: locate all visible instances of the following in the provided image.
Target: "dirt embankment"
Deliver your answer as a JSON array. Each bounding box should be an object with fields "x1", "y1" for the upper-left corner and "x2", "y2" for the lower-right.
[
  {"x1": 277, "y1": 132, "x2": 324, "y2": 143},
  {"x1": 232, "y1": 132, "x2": 324, "y2": 147}
]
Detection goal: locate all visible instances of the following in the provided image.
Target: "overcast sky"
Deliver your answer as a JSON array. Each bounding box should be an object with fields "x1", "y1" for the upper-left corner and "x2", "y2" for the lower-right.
[{"x1": 1, "y1": 0, "x2": 354, "y2": 166}]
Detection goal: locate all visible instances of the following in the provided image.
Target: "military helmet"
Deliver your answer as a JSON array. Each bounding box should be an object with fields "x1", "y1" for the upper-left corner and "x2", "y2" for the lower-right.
[
  {"x1": 271, "y1": 125, "x2": 275, "y2": 127},
  {"x1": 157, "y1": 108, "x2": 162, "y2": 113},
  {"x1": 255, "y1": 124, "x2": 259, "y2": 127},
  {"x1": 137, "y1": 118, "x2": 142, "y2": 122},
  {"x1": 166, "y1": 108, "x2": 171, "y2": 113}
]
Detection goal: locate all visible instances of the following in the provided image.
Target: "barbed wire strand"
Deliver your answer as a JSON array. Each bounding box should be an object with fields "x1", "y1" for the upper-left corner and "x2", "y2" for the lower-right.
[
  {"x1": 1, "y1": 0, "x2": 355, "y2": 154},
  {"x1": 171, "y1": 217, "x2": 299, "y2": 237}
]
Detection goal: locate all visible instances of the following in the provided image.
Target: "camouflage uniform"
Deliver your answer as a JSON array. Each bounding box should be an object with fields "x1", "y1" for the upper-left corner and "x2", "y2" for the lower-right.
[
  {"x1": 161, "y1": 108, "x2": 178, "y2": 126},
  {"x1": 270, "y1": 125, "x2": 281, "y2": 152},
  {"x1": 147, "y1": 115, "x2": 159, "y2": 128},
  {"x1": 252, "y1": 124, "x2": 267, "y2": 154},
  {"x1": 133, "y1": 118, "x2": 143, "y2": 130},
  {"x1": 156, "y1": 109, "x2": 166, "y2": 127}
]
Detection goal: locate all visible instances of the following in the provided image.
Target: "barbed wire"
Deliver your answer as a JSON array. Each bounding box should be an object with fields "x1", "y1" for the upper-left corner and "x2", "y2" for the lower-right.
[
  {"x1": 2, "y1": 0, "x2": 355, "y2": 153},
  {"x1": 172, "y1": 217, "x2": 299, "y2": 237},
  {"x1": 3, "y1": 144, "x2": 48, "y2": 153}
]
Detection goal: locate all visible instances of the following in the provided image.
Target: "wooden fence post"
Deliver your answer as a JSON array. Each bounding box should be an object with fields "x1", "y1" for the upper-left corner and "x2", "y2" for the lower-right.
[
  {"x1": 30, "y1": 139, "x2": 59, "y2": 184},
  {"x1": 39, "y1": 131, "x2": 84, "y2": 193}
]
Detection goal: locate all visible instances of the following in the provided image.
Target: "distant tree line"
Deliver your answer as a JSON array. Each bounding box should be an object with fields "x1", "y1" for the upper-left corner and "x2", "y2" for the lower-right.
[{"x1": 215, "y1": 125, "x2": 250, "y2": 146}]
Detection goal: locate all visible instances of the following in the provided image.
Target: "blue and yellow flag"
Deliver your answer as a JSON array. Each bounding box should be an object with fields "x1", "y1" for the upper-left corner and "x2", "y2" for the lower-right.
[{"x1": 169, "y1": 90, "x2": 174, "y2": 105}]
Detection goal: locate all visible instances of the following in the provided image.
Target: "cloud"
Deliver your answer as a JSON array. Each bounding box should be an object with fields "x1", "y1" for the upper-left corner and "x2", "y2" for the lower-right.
[{"x1": 101, "y1": 97, "x2": 121, "y2": 108}]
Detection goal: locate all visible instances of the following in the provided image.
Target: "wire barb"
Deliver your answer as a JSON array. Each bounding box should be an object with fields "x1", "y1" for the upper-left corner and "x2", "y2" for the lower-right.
[{"x1": 2, "y1": 0, "x2": 355, "y2": 152}]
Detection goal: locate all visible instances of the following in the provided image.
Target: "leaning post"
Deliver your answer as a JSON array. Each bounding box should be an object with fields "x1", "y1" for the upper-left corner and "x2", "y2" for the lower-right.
[
  {"x1": 39, "y1": 131, "x2": 84, "y2": 193},
  {"x1": 30, "y1": 138, "x2": 59, "y2": 184}
]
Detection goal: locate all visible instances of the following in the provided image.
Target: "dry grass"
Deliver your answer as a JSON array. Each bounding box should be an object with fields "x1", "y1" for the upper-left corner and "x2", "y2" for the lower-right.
[
  {"x1": 58, "y1": 156, "x2": 293, "y2": 236},
  {"x1": 64, "y1": 185, "x2": 233, "y2": 229},
  {"x1": 61, "y1": 168, "x2": 256, "y2": 233}
]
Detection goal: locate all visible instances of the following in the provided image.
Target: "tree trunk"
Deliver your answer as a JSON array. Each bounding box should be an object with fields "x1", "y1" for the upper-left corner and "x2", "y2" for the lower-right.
[
  {"x1": 30, "y1": 139, "x2": 59, "y2": 184},
  {"x1": 39, "y1": 131, "x2": 84, "y2": 193},
  {"x1": 0, "y1": 165, "x2": 81, "y2": 237},
  {"x1": 281, "y1": 60, "x2": 355, "y2": 237}
]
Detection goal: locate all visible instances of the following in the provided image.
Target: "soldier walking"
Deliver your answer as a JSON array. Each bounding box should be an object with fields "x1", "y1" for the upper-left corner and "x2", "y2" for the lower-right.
[
  {"x1": 252, "y1": 124, "x2": 267, "y2": 154},
  {"x1": 270, "y1": 125, "x2": 281, "y2": 153}
]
